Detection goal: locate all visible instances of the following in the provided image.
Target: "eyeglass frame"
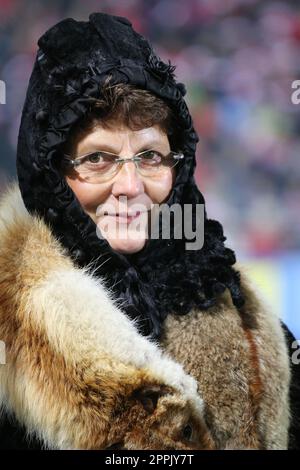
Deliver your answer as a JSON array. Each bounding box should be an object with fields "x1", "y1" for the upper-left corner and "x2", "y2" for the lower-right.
[{"x1": 61, "y1": 148, "x2": 185, "y2": 181}]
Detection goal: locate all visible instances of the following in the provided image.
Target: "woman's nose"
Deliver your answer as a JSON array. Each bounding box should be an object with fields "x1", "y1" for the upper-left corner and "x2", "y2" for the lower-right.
[{"x1": 111, "y1": 160, "x2": 144, "y2": 198}]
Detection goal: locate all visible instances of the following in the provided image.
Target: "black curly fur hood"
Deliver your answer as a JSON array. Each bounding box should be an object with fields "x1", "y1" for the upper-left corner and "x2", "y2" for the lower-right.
[{"x1": 16, "y1": 12, "x2": 245, "y2": 339}]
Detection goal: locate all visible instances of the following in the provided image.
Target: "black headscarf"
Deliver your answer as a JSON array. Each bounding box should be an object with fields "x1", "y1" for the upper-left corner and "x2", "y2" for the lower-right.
[{"x1": 16, "y1": 12, "x2": 245, "y2": 339}]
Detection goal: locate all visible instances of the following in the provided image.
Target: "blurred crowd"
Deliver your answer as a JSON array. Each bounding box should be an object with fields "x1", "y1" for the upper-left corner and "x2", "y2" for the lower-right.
[{"x1": 0, "y1": 0, "x2": 300, "y2": 257}]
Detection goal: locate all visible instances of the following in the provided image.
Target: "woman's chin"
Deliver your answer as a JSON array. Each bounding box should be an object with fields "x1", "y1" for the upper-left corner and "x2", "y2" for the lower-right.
[{"x1": 107, "y1": 236, "x2": 147, "y2": 254}]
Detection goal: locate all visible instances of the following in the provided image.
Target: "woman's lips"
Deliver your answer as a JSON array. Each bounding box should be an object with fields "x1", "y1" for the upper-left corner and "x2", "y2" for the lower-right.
[{"x1": 105, "y1": 211, "x2": 143, "y2": 224}]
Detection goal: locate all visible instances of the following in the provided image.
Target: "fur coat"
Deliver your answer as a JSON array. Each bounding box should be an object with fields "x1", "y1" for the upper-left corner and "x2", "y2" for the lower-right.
[{"x1": 0, "y1": 184, "x2": 294, "y2": 450}]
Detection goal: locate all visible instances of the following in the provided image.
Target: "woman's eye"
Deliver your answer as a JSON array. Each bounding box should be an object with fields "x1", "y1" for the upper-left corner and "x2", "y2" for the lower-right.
[
  {"x1": 87, "y1": 153, "x2": 103, "y2": 163},
  {"x1": 141, "y1": 151, "x2": 162, "y2": 164},
  {"x1": 143, "y1": 150, "x2": 161, "y2": 158}
]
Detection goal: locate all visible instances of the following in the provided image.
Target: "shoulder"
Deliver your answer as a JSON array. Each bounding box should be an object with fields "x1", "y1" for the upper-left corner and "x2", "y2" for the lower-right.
[
  {"x1": 235, "y1": 263, "x2": 288, "y2": 345},
  {"x1": 0, "y1": 182, "x2": 31, "y2": 238},
  {"x1": 161, "y1": 263, "x2": 289, "y2": 359},
  {"x1": 0, "y1": 183, "x2": 73, "y2": 295}
]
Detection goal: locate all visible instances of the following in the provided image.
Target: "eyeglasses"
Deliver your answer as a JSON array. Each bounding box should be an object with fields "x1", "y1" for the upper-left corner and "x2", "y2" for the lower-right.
[{"x1": 62, "y1": 149, "x2": 184, "y2": 183}]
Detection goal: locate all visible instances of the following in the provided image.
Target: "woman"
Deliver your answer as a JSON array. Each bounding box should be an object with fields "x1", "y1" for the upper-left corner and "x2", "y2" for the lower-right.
[{"x1": 0, "y1": 12, "x2": 299, "y2": 450}]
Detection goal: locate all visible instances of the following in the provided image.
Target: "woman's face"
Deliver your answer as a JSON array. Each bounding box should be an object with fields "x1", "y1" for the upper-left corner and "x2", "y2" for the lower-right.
[{"x1": 65, "y1": 123, "x2": 175, "y2": 254}]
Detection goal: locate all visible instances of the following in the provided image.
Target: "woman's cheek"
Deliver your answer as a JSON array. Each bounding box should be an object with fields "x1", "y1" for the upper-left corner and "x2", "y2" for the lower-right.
[
  {"x1": 145, "y1": 170, "x2": 175, "y2": 204},
  {"x1": 66, "y1": 177, "x2": 109, "y2": 215}
]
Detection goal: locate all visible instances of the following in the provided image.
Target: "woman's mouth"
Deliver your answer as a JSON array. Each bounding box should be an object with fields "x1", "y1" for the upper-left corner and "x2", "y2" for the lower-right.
[{"x1": 105, "y1": 211, "x2": 143, "y2": 224}]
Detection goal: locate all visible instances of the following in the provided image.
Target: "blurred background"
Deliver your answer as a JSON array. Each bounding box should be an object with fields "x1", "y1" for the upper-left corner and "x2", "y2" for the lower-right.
[{"x1": 0, "y1": 0, "x2": 299, "y2": 337}]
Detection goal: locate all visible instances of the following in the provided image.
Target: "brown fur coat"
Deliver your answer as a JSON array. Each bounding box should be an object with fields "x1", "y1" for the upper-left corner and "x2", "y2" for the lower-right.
[{"x1": 0, "y1": 184, "x2": 291, "y2": 449}]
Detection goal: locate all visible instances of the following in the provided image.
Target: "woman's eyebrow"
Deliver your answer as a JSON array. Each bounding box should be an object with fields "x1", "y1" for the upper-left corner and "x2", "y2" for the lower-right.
[{"x1": 80, "y1": 140, "x2": 165, "y2": 155}]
